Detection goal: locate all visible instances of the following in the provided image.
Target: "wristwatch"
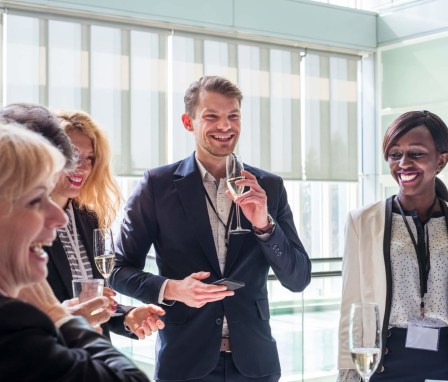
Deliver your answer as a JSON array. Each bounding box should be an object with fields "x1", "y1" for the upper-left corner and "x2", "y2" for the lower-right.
[{"x1": 253, "y1": 214, "x2": 276, "y2": 235}]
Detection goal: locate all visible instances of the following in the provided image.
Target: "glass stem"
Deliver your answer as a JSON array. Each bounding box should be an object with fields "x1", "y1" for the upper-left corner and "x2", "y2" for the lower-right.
[
  {"x1": 104, "y1": 277, "x2": 110, "y2": 288},
  {"x1": 235, "y1": 204, "x2": 242, "y2": 228}
]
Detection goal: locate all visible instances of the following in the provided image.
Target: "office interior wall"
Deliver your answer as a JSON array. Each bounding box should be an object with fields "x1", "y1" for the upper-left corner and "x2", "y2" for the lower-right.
[
  {"x1": 377, "y1": 0, "x2": 448, "y2": 197},
  {"x1": 377, "y1": 0, "x2": 448, "y2": 45},
  {"x1": 0, "y1": 0, "x2": 377, "y2": 52}
]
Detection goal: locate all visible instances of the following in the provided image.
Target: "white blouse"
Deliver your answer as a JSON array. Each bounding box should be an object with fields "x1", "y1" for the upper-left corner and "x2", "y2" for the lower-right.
[{"x1": 389, "y1": 212, "x2": 448, "y2": 327}]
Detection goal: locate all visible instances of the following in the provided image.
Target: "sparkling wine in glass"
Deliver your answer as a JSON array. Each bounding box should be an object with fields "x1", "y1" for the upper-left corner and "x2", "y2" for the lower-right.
[
  {"x1": 349, "y1": 303, "x2": 382, "y2": 382},
  {"x1": 226, "y1": 153, "x2": 250, "y2": 234},
  {"x1": 93, "y1": 228, "x2": 121, "y2": 316}
]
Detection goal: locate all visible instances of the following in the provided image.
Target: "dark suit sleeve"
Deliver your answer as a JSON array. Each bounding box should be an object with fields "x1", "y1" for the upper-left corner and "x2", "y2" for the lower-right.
[
  {"x1": 105, "y1": 304, "x2": 137, "y2": 338},
  {"x1": 0, "y1": 298, "x2": 149, "y2": 382},
  {"x1": 110, "y1": 171, "x2": 166, "y2": 304},
  {"x1": 258, "y1": 176, "x2": 311, "y2": 292}
]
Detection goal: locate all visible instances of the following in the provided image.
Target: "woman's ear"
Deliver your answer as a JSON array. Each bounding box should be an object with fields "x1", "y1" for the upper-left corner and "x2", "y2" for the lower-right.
[
  {"x1": 182, "y1": 114, "x2": 193, "y2": 131},
  {"x1": 437, "y1": 153, "x2": 448, "y2": 174}
]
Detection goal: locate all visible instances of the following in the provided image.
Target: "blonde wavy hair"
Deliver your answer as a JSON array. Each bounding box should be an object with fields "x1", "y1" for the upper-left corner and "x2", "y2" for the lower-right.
[
  {"x1": 0, "y1": 123, "x2": 65, "y2": 213},
  {"x1": 55, "y1": 110, "x2": 121, "y2": 229}
]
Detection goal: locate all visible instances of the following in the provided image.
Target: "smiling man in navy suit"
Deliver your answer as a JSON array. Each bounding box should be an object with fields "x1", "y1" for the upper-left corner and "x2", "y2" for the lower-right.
[{"x1": 110, "y1": 75, "x2": 311, "y2": 382}]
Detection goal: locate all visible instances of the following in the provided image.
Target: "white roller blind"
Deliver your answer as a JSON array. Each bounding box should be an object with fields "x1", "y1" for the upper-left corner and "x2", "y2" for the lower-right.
[{"x1": 303, "y1": 53, "x2": 358, "y2": 181}]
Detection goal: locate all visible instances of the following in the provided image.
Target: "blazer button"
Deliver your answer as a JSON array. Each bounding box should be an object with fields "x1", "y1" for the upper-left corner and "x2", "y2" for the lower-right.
[
  {"x1": 272, "y1": 244, "x2": 279, "y2": 250},
  {"x1": 377, "y1": 366, "x2": 385, "y2": 373},
  {"x1": 384, "y1": 347, "x2": 388, "y2": 355},
  {"x1": 215, "y1": 318, "x2": 223, "y2": 325}
]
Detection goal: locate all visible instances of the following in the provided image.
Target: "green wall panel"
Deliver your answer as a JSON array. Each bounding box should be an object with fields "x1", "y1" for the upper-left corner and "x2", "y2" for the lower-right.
[{"x1": 382, "y1": 37, "x2": 448, "y2": 109}]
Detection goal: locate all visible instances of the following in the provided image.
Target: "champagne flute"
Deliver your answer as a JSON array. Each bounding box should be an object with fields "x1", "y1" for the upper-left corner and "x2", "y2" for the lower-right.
[
  {"x1": 349, "y1": 303, "x2": 382, "y2": 382},
  {"x1": 226, "y1": 153, "x2": 251, "y2": 234},
  {"x1": 93, "y1": 228, "x2": 122, "y2": 316}
]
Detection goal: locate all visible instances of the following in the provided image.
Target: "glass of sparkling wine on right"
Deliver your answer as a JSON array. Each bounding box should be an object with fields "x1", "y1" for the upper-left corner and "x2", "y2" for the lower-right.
[{"x1": 349, "y1": 303, "x2": 382, "y2": 382}]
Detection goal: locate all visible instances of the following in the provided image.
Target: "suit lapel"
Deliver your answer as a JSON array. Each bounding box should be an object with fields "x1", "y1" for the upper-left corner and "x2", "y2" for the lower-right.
[
  {"x1": 74, "y1": 207, "x2": 103, "y2": 279},
  {"x1": 174, "y1": 154, "x2": 222, "y2": 277},
  {"x1": 224, "y1": 230, "x2": 250, "y2": 276}
]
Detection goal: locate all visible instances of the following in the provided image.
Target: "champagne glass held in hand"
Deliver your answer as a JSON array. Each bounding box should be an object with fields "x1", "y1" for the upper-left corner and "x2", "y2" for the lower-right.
[
  {"x1": 226, "y1": 153, "x2": 250, "y2": 234},
  {"x1": 93, "y1": 228, "x2": 122, "y2": 316},
  {"x1": 349, "y1": 303, "x2": 382, "y2": 382}
]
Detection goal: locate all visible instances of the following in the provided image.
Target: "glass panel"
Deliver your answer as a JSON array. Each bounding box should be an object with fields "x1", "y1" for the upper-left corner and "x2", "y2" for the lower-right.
[
  {"x1": 302, "y1": 275, "x2": 341, "y2": 382},
  {"x1": 204, "y1": 39, "x2": 236, "y2": 80},
  {"x1": 237, "y1": 44, "x2": 263, "y2": 166},
  {"x1": 270, "y1": 49, "x2": 301, "y2": 176},
  {"x1": 170, "y1": 35, "x2": 202, "y2": 162},
  {"x1": 381, "y1": 37, "x2": 448, "y2": 109},
  {"x1": 130, "y1": 30, "x2": 166, "y2": 172},
  {"x1": 48, "y1": 20, "x2": 82, "y2": 110},
  {"x1": 110, "y1": 256, "x2": 158, "y2": 377},
  {"x1": 6, "y1": 14, "x2": 40, "y2": 104},
  {"x1": 90, "y1": 25, "x2": 123, "y2": 170},
  {"x1": 269, "y1": 281, "x2": 304, "y2": 381},
  {"x1": 303, "y1": 53, "x2": 358, "y2": 181},
  {"x1": 286, "y1": 180, "x2": 358, "y2": 260}
]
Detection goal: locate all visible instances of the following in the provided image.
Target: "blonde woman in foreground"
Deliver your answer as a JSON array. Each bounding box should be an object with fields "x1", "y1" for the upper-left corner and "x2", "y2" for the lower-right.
[{"x1": 0, "y1": 123, "x2": 150, "y2": 382}]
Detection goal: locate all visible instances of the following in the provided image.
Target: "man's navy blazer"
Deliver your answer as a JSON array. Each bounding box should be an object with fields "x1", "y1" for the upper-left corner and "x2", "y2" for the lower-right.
[{"x1": 110, "y1": 152, "x2": 311, "y2": 381}]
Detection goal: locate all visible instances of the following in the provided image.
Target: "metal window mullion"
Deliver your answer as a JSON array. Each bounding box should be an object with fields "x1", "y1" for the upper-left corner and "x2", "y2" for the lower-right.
[
  {"x1": 158, "y1": 32, "x2": 168, "y2": 165},
  {"x1": 228, "y1": 41, "x2": 237, "y2": 84},
  {"x1": 291, "y1": 50, "x2": 302, "y2": 179},
  {"x1": 81, "y1": 23, "x2": 90, "y2": 113},
  {"x1": 39, "y1": 17, "x2": 48, "y2": 105},
  {"x1": 320, "y1": 55, "x2": 331, "y2": 180},
  {"x1": 120, "y1": 28, "x2": 131, "y2": 175},
  {"x1": 194, "y1": 37, "x2": 204, "y2": 77},
  {"x1": 260, "y1": 47, "x2": 270, "y2": 171}
]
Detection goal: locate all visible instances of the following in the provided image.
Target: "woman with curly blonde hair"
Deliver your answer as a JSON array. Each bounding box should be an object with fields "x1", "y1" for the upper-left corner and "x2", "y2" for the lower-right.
[
  {"x1": 47, "y1": 109, "x2": 165, "y2": 341},
  {"x1": 56, "y1": 110, "x2": 120, "y2": 229}
]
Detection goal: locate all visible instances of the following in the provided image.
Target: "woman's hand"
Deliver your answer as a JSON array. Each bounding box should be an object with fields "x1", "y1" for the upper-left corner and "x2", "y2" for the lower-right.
[
  {"x1": 103, "y1": 287, "x2": 119, "y2": 314},
  {"x1": 62, "y1": 296, "x2": 111, "y2": 327},
  {"x1": 124, "y1": 304, "x2": 166, "y2": 340}
]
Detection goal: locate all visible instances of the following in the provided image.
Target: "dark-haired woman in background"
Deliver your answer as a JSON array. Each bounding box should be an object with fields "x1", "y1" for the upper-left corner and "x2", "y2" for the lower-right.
[{"x1": 338, "y1": 111, "x2": 448, "y2": 382}]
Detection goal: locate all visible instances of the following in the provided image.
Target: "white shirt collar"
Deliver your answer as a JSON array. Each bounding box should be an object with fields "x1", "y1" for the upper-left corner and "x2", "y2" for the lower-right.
[{"x1": 195, "y1": 153, "x2": 216, "y2": 183}]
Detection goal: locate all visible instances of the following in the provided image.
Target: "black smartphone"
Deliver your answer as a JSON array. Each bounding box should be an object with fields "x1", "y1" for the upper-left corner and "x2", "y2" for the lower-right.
[{"x1": 212, "y1": 278, "x2": 245, "y2": 291}]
